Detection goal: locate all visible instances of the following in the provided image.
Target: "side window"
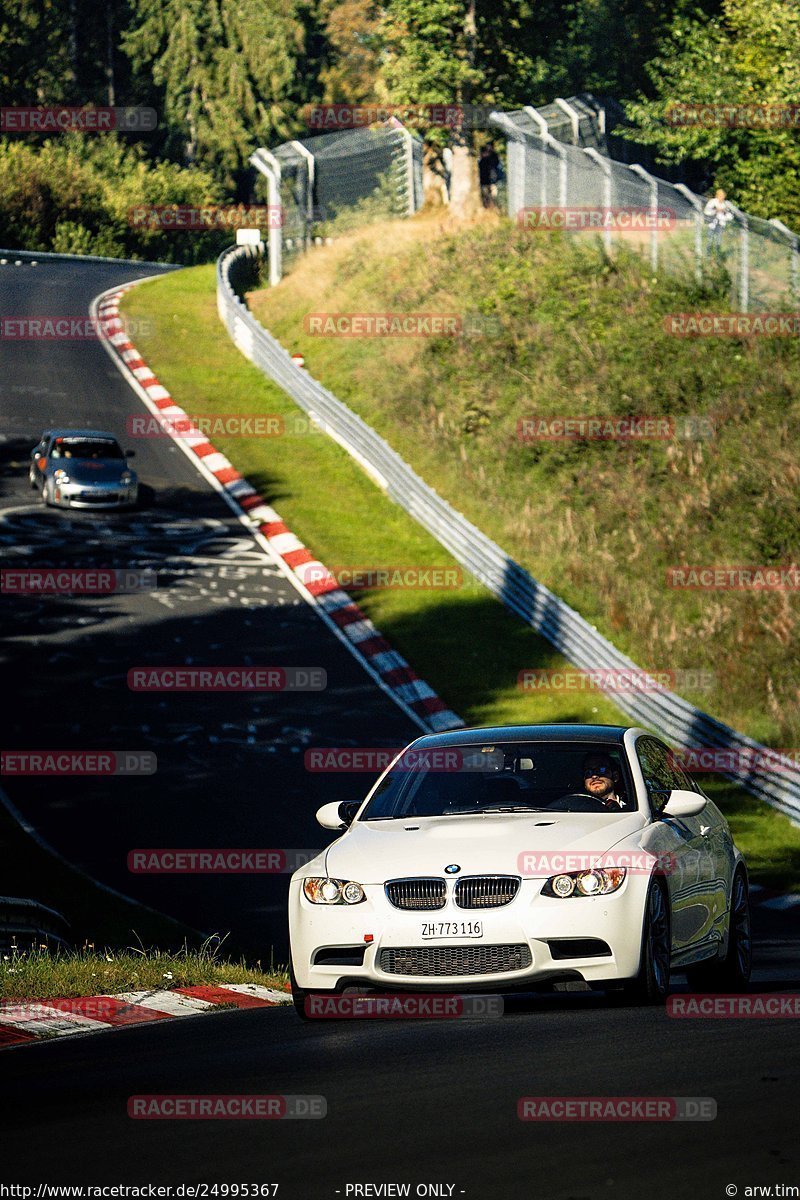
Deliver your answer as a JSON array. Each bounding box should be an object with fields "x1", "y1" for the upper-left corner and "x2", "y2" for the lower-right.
[{"x1": 636, "y1": 738, "x2": 681, "y2": 816}]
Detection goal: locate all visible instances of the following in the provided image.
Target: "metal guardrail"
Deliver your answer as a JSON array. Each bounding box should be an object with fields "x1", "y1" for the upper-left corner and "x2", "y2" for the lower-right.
[
  {"x1": 0, "y1": 247, "x2": 178, "y2": 269},
  {"x1": 217, "y1": 243, "x2": 800, "y2": 825},
  {"x1": 0, "y1": 896, "x2": 71, "y2": 951}
]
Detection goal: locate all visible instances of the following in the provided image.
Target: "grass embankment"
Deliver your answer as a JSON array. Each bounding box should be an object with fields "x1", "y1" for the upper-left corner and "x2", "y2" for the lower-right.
[
  {"x1": 250, "y1": 211, "x2": 800, "y2": 751},
  {"x1": 121, "y1": 257, "x2": 800, "y2": 891},
  {"x1": 0, "y1": 943, "x2": 288, "y2": 1003}
]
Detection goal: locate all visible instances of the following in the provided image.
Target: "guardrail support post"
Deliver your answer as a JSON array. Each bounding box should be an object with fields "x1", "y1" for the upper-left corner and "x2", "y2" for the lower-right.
[
  {"x1": 288, "y1": 140, "x2": 315, "y2": 249},
  {"x1": 554, "y1": 97, "x2": 581, "y2": 145},
  {"x1": 769, "y1": 217, "x2": 799, "y2": 300},
  {"x1": 582, "y1": 148, "x2": 612, "y2": 252},
  {"x1": 674, "y1": 184, "x2": 705, "y2": 282},
  {"x1": 732, "y1": 206, "x2": 749, "y2": 311},
  {"x1": 627, "y1": 163, "x2": 659, "y2": 273},
  {"x1": 249, "y1": 149, "x2": 283, "y2": 286}
]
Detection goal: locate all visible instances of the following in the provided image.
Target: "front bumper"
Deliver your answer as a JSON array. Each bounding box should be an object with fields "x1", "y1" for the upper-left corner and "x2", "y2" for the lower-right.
[
  {"x1": 52, "y1": 480, "x2": 138, "y2": 509},
  {"x1": 289, "y1": 876, "x2": 649, "y2": 992}
]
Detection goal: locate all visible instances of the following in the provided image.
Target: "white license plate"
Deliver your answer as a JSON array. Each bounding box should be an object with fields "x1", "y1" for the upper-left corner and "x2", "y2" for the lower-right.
[{"x1": 420, "y1": 921, "x2": 484, "y2": 939}]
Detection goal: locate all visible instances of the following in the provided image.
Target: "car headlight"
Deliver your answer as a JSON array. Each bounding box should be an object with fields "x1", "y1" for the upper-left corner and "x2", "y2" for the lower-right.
[
  {"x1": 303, "y1": 877, "x2": 366, "y2": 905},
  {"x1": 120, "y1": 471, "x2": 134, "y2": 485},
  {"x1": 54, "y1": 469, "x2": 71, "y2": 483},
  {"x1": 543, "y1": 867, "x2": 626, "y2": 898}
]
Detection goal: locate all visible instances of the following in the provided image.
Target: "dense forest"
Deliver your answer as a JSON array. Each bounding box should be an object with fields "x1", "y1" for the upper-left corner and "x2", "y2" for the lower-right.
[{"x1": 1, "y1": 0, "x2": 798, "y2": 259}]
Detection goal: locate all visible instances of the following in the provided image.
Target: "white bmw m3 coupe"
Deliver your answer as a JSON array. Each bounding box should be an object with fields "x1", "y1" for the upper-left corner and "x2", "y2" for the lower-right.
[{"x1": 288, "y1": 725, "x2": 751, "y2": 1016}]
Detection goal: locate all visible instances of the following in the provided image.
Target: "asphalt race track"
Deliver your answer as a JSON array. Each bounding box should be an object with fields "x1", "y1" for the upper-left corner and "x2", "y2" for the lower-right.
[
  {"x1": 2, "y1": 973, "x2": 799, "y2": 1197},
  {"x1": 0, "y1": 256, "x2": 418, "y2": 957},
  {"x1": 1, "y1": 258, "x2": 798, "y2": 1200}
]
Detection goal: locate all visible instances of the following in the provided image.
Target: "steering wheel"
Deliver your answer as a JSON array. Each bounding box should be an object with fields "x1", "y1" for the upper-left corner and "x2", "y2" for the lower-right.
[{"x1": 546, "y1": 792, "x2": 611, "y2": 813}]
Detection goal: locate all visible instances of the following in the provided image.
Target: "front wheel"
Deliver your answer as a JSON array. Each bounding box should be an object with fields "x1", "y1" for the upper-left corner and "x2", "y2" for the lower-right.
[
  {"x1": 686, "y1": 871, "x2": 751, "y2": 992},
  {"x1": 289, "y1": 961, "x2": 313, "y2": 1020},
  {"x1": 622, "y1": 880, "x2": 671, "y2": 1005},
  {"x1": 289, "y1": 960, "x2": 341, "y2": 1021}
]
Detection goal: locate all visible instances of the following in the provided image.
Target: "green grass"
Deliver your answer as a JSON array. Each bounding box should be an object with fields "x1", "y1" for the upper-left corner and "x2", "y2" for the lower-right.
[
  {"x1": 120, "y1": 260, "x2": 800, "y2": 892},
  {"x1": 250, "y1": 212, "x2": 800, "y2": 751},
  {"x1": 0, "y1": 943, "x2": 288, "y2": 1002}
]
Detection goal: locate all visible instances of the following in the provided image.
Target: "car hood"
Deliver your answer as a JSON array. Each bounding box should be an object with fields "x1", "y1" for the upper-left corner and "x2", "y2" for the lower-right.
[
  {"x1": 323, "y1": 812, "x2": 646, "y2": 882},
  {"x1": 52, "y1": 459, "x2": 130, "y2": 483}
]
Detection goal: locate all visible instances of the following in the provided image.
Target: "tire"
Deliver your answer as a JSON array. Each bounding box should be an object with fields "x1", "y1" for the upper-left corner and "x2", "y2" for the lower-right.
[
  {"x1": 686, "y1": 870, "x2": 752, "y2": 993},
  {"x1": 622, "y1": 879, "x2": 671, "y2": 1005},
  {"x1": 289, "y1": 961, "x2": 312, "y2": 1020},
  {"x1": 41, "y1": 478, "x2": 51, "y2": 506},
  {"x1": 289, "y1": 960, "x2": 339, "y2": 1021}
]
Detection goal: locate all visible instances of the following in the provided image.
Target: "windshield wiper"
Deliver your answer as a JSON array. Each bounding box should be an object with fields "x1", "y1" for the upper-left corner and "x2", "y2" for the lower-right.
[{"x1": 476, "y1": 806, "x2": 547, "y2": 813}]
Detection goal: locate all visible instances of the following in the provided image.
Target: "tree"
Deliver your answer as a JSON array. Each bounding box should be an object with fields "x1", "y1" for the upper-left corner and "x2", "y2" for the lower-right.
[
  {"x1": 623, "y1": 0, "x2": 800, "y2": 226},
  {"x1": 122, "y1": 0, "x2": 304, "y2": 184},
  {"x1": 510, "y1": 0, "x2": 721, "y2": 103},
  {"x1": 380, "y1": 0, "x2": 543, "y2": 216},
  {"x1": 316, "y1": 0, "x2": 383, "y2": 104}
]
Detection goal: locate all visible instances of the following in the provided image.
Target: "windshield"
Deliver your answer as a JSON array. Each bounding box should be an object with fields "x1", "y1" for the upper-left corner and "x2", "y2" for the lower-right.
[
  {"x1": 51, "y1": 438, "x2": 123, "y2": 460},
  {"x1": 360, "y1": 742, "x2": 635, "y2": 819}
]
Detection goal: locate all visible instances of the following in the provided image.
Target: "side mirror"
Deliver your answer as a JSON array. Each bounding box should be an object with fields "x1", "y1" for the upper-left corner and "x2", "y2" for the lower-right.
[
  {"x1": 315, "y1": 801, "x2": 359, "y2": 830},
  {"x1": 125, "y1": 449, "x2": 136, "y2": 458},
  {"x1": 662, "y1": 788, "x2": 707, "y2": 819}
]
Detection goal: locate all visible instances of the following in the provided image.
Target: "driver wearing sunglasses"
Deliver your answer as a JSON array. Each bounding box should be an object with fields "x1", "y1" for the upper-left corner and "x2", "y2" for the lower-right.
[{"x1": 582, "y1": 754, "x2": 627, "y2": 809}]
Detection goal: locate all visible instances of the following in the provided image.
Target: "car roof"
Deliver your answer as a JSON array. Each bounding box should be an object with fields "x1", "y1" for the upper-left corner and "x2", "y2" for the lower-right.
[
  {"x1": 42, "y1": 430, "x2": 120, "y2": 440},
  {"x1": 410, "y1": 723, "x2": 631, "y2": 748}
]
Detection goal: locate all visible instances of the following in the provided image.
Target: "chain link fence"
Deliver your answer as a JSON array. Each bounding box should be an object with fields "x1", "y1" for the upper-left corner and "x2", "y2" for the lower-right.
[
  {"x1": 491, "y1": 101, "x2": 799, "y2": 312},
  {"x1": 250, "y1": 124, "x2": 424, "y2": 283}
]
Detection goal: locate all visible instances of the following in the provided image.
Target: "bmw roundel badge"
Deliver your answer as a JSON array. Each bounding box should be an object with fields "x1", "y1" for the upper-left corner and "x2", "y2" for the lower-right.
[{"x1": 444, "y1": 864, "x2": 461, "y2": 874}]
